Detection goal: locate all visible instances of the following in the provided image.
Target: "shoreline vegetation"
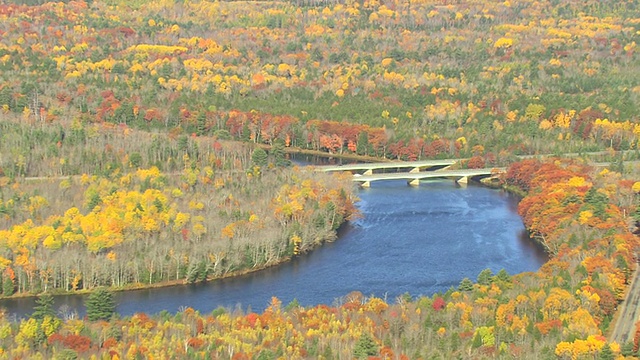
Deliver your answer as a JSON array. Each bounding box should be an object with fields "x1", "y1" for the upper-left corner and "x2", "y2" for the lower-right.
[
  {"x1": 0, "y1": 118, "x2": 537, "y2": 303},
  {"x1": 0, "y1": 116, "x2": 538, "y2": 302},
  {"x1": 0, "y1": 144, "x2": 532, "y2": 302},
  {"x1": 0, "y1": 120, "x2": 360, "y2": 300},
  {"x1": 0, "y1": 145, "x2": 526, "y2": 302},
  {"x1": 0, "y1": 215, "x2": 349, "y2": 301},
  {"x1": 2, "y1": 150, "x2": 638, "y2": 359}
]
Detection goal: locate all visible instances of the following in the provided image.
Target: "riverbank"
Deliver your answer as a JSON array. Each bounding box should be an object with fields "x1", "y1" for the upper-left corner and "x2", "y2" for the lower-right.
[
  {"x1": 0, "y1": 178, "x2": 546, "y2": 320},
  {"x1": 282, "y1": 146, "x2": 389, "y2": 163},
  {"x1": 0, "y1": 150, "x2": 526, "y2": 303},
  {"x1": 0, "y1": 210, "x2": 350, "y2": 303}
]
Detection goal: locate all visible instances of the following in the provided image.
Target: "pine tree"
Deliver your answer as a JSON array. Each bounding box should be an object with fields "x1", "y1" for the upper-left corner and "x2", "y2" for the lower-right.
[
  {"x1": 458, "y1": 277, "x2": 474, "y2": 291},
  {"x1": 632, "y1": 205, "x2": 640, "y2": 225},
  {"x1": 496, "y1": 269, "x2": 511, "y2": 283},
  {"x1": 600, "y1": 343, "x2": 614, "y2": 360},
  {"x1": 356, "y1": 131, "x2": 369, "y2": 155},
  {"x1": 55, "y1": 349, "x2": 78, "y2": 360},
  {"x1": 128, "y1": 152, "x2": 142, "y2": 168},
  {"x1": 621, "y1": 341, "x2": 635, "y2": 356},
  {"x1": 32, "y1": 293, "x2": 56, "y2": 320},
  {"x1": 86, "y1": 192, "x2": 102, "y2": 212},
  {"x1": 196, "y1": 112, "x2": 207, "y2": 136},
  {"x1": 477, "y1": 268, "x2": 494, "y2": 286},
  {"x1": 322, "y1": 344, "x2": 334, "y2": 360},
  {"x1": 251, "y1": 148, "x2": 268, "y2": 168},
  {"x1": 353, "y1": 333, "x2": 378, "y2": 358},
  {"x1": 242, "y1": 124, "x2": 251, "y2": 141},
  {"x1": 85, "y1": 287, "x2": 116, "y2": 321},
  {"x1": 271, "y1": 139, "x2": 290, "y2": 167},
  {"x1": 2, "y1": 274, "x2": 14, "y2": 296}
]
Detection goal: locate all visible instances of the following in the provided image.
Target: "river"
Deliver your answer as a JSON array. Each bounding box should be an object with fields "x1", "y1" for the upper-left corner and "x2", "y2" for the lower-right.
[{"x1": 0, "y1": 176, "x2": 547, "y2": 319}]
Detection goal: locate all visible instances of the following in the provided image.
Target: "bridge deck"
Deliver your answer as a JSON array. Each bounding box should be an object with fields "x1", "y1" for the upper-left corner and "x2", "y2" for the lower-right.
[{"x1": 352, "y1": 168, "x2": 505, "y2": 183}]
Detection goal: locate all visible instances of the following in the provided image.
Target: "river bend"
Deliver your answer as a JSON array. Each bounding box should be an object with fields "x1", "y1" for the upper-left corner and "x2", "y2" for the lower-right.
[{"x1": 0, "y1": 180, "x2": 547, "y2": 319}]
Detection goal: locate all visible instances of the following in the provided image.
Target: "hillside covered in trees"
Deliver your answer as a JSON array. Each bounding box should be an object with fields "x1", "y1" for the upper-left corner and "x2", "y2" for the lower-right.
[{"x1": 0, "y1": 0, "x2": 640, "y2": 358}]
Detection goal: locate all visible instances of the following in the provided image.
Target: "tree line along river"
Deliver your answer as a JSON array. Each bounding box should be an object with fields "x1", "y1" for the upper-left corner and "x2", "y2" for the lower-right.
[
  {"x1": 0, "y1": 180, "x2": 547, "y2": 319},
  {"x1": 0, "y1": 155, "x2": 548, "y2": 319}
]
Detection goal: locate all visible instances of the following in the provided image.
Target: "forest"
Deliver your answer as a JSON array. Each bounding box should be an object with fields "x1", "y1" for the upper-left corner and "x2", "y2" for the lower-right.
[
  {"x1": 0, "y1": 0, "x2": 639, "y2": 358},
  {"x1": 0, "y1": 0, "x2": 639, "y2": 167},
  {"x1": 0, "y1": 158, "x2": 638, "y2": 359},
  {"x1": 0, "y1": 120, "x2": 358, "y2": 294}
]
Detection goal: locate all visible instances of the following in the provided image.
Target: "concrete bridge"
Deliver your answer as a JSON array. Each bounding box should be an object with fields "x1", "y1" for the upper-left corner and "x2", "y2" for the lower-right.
[
  {"x1": 317, "y1": 159, "x2": 458, "y2": 175},
  {"x1": 352, "y1": 168, "x2": 505, "y2": 187}
]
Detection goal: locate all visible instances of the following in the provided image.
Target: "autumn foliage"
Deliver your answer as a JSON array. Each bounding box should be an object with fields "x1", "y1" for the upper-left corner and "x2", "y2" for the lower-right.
[
  {"x1": 0, "y1": 0, "x2": 639, "y2": 170},
  {"x1": 0, "y1": 0, "x2": 639, "y2": 358},
  {"x1": 0, "y1": 126, "x2": 357, "y2": 293},
  {"x1": 0, "y1": 157, "x2": 635, "y2": 359}
]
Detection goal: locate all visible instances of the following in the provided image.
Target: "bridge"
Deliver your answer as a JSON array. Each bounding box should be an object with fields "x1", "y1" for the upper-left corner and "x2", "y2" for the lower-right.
[
  {"x1": 317, "y1": 159, "x2": 458, "y2": 175},
  {"x1": 351, "y1": 168, "x2": 504, "y2": 187},
  {"x1": 315, "y1": 159, "x2": 504, "y2": 187}
]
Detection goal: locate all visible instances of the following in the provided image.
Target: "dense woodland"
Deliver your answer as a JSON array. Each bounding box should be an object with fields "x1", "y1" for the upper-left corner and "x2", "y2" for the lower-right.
[
  {"x1": 0, "y1": 120, "x2": 357, "y2": 294},
  {"x1": 0, "y1": 0, "x2": 640, "y2": 358},
  {"x1": 0, "y1": 159, "x2": 638, "y2": 359},
  {"x1": 0, "y1": 0, "x2": 639, "y2": 168}
]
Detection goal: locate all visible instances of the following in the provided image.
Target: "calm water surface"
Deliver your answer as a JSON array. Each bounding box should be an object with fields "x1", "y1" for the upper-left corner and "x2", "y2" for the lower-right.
[{"x1": 0, "y1": 180, "x2": 547, "y2": 319}]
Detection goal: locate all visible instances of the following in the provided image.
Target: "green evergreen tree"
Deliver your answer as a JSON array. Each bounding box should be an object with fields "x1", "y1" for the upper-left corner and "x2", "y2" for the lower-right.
[
  {"x1": 106, "y1": 322, "x2": 123, "y2": 341},
  {"x1": 616, "y1": 255, "x2": 629, "y2": 277},
  {"x1": 86, "y1": 192, "x2": 102, "y2": 212},
  {"x1": 477, "y1": 268, "x2": 494, "y2": 286},
  {"x1": 2, "y1": 274, "x2": 14, "y2": 296},
  {"x1": 256, "y1": 350, "x2": 275, "y2": 360},
  {"x1": 584, "y1": 187, "x2": 608, "y2": 219},
  {"x1": 621, "y1": 341, "x2": 635, "y2": 356},
  {"x1": 353, "y1": 333, "x2": 378, "y2": 358},
  {"x1": 450, "y1": 332, "x2": 460, "y2": 351},
  {"x1": 271, "y1": 139, "x2": 290, "y2": 167},
  {"x1": 32, "y1": 293, "x2": 56, "y2": 320},
  {"x1": 458, "y1": 277, "x2": 474, "y2": 291},
  {"x1": 177, "y1": 135, "x2": 189, "y2": 152},
  {"x1": 128, "y1": 152, "x2": 142, "y2": 168},
  {"x1": 251, "y1": 147, "x2": 268, "y2": 168},
  {"x1": 495, "y1": 269, "x2": 511, "y2": 283},
  {"x1": 85, "y1": 287, "x2": 116, "y2": 321},
  {"x1": 285, "y1": 298, "x2": 300, "y2": 311},
  {"x1": 632, "y1": 205, "x2": 640, "y2": 222},
  {"x1": 196, "y1": 112, "x2": 207, "y2": 136},
  {"x1": 153, "y1": 197, "x2": 164, "y2": 212},
  {"x1": 356, "y1": 131, "x2": 369, "y2": 155},
  {"x1": 610, "y1": 153, "x2": 624, "y2": 174},
  {"x1": 600, "y1": 343, "x2": 614, "y2": 360},
  {"x1": 242, "y1": 123, "x2": 251, "y2": 141}
]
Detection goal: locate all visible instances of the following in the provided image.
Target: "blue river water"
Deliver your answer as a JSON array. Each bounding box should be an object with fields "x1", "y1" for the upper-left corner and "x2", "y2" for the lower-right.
[{"x1": 0, "y1": 179, "x2": 547, "y2": 319}]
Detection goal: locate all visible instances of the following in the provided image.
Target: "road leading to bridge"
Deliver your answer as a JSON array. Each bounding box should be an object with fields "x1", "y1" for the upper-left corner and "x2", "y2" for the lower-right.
[{"x1": 611, "y1": 268, "x2": 640, "y2": 345}]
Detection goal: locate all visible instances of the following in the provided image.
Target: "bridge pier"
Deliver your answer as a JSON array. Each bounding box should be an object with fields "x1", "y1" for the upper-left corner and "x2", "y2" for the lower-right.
[
  {"x1": 409, "y1": 167, "x2": 420, "y2": 173},
  {"x1": 344, "y1": 165, "x2": 504, "y2": 187},
  {"x1": 363, "y1": 169, "x2": 373, "y2": 175}
]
